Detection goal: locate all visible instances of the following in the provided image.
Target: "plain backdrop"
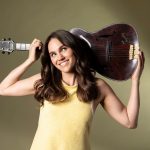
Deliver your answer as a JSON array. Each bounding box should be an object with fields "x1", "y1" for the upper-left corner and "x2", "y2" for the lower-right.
[{"x1": 0, "y1": 0, "x2": 150, "y2": 149}]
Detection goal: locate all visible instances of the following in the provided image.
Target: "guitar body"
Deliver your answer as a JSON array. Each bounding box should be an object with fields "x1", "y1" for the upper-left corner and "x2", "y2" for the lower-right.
[{"x1": 70, "y1": 24, "x2": 139, "y2": 80}]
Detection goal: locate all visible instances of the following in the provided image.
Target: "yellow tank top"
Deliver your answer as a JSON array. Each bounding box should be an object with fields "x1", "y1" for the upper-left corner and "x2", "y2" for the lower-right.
[{"x1": 30, "y1": 82, "x2": 93, "y2": 150}]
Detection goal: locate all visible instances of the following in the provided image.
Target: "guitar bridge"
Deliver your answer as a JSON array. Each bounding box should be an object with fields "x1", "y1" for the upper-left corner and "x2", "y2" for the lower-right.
[{"x1": 129, "y1": 44, "x2": 139, "y2": 60}]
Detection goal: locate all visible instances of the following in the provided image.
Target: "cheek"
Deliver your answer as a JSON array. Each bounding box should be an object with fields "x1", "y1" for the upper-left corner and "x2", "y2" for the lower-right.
[
  {"x1": 50, "y1": 57, "x2": 56, "y2": 66},
  {"x1": 72, "y1": 55, "x2": 76, "y2": 65}
]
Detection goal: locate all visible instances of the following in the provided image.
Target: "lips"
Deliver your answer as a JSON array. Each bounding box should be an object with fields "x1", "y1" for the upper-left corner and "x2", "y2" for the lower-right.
[{"x1": 59, "y1": 60, "x2": 69, "y2": 66}]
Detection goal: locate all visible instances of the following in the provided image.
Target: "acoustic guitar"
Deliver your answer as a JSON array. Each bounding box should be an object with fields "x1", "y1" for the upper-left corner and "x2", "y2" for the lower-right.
[{"x1": 0, "y1": 24, "x2": 140, "y2": 81}]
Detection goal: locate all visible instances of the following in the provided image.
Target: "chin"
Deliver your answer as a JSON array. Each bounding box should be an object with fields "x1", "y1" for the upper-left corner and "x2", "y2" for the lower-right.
[
  {"x1": 61, "y1": 68, "x2": 74, "y2": 74},
  {"x1": 61, "y1": 70, "x2": 72, "y2": 74}
]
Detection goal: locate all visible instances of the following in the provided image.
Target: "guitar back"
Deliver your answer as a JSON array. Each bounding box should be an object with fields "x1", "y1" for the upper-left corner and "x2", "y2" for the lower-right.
[{"x1": 70, "y1": 24, "x2": 139, "y2": 80}]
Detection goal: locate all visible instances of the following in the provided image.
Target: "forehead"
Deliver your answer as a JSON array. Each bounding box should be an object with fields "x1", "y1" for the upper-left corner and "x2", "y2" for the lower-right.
[{"x1": 48, "y1": 38, "x2": 63, "y2": 52}]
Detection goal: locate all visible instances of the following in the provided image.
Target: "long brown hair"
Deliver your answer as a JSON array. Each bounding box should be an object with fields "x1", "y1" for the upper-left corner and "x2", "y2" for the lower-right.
[{"x1": 34, "y1": 30, "x2": 100, "y2": 105}]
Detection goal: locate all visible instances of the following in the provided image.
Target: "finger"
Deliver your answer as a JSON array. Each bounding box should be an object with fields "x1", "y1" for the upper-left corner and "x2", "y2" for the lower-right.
[
  {"x1": 141, "y1": 51, "x2": 145, "y2": 69},
  {"x1": 38, "y1": 42, "x2": 43, "y2": 50},
  {"x1": 141, "y1": 51, "x2": 145, "y2": 63},
  {"x1": 32, "y1": 39, "x2": 41, "y2": 44},
  {"x1": 32, "y1": 39, "x2": 38, "y2": 44},
  {"x1": 138, "y1": 51, "x2": 144, "y2": 71},
  {"x1": 32, "y1": 39, "x2": 43, "y2": 49}
]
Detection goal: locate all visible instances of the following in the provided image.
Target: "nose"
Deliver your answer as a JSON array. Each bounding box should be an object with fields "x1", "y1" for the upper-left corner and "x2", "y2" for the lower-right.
[{"x1": 57, "y1": 53, "x2": 65, "y2": 60}]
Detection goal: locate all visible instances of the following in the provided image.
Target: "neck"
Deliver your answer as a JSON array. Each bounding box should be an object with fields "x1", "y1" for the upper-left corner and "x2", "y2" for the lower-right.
[{"x1": 62, "y1": 73, "x2": 77, "y2": 86}]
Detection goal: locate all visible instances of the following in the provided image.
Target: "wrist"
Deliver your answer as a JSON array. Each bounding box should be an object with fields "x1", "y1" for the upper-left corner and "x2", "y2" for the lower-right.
[
  {"x1": 25, "y1": 58, "x2": 35, "y2": 66},
  {"x1": 131, "y1": 78, "x2": 140, "y2": 86}
]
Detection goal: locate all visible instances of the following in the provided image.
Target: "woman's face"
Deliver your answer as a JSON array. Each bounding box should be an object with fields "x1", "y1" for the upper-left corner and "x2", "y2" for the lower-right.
[{"x1": 48, "y1": 38, "x2": 76, "y2": 74}]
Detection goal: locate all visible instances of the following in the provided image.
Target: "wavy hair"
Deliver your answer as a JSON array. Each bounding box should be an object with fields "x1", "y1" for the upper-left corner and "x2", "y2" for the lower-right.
[{"x1": 34, "y1": 30, "x2": 100, "y2": 105}]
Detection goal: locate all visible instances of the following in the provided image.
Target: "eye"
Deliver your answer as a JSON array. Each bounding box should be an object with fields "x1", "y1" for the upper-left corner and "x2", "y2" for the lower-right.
[
  {"x1": 61, "y1": 46, "x2": 67, "y2": 52},
  {"x1": 50, "y1": 52, "x2": 57, "y2": 58}
]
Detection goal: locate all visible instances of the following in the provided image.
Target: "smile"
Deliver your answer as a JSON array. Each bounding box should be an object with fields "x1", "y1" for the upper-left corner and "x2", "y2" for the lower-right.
[{"x1": 59, "y1": 60, "x2": 69, "y2": 66}]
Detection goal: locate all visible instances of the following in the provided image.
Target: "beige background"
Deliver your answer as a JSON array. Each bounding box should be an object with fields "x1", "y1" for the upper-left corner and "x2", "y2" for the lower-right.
[{"x1": 0, "y1": 0, "x2": 150, "y2": 149}]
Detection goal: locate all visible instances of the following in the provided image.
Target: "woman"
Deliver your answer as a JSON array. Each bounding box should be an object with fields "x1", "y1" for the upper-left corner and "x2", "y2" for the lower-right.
[{"x1": 0, "y1": 30, "x2": 144, "y2": 150}]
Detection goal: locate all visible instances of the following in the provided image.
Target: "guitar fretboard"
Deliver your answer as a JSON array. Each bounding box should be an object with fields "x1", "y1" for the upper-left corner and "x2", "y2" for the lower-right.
[{"x1": 16, "y1": 43, "x2": 30, "y2": 50}]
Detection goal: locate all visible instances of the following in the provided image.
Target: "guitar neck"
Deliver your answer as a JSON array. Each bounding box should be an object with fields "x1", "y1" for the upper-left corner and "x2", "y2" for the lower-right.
[{"x1": 16, "y1": 43, "x2": 30, "y2": 50}]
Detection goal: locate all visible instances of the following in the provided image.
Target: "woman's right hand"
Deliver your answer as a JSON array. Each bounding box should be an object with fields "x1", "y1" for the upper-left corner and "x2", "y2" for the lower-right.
[{"x1": 28, "y1": 38, "x2": 43, "y2": 63}]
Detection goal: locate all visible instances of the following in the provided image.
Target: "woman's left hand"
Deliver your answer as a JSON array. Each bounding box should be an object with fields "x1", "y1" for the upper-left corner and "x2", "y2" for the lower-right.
[{"x1": 131, "y1": 50, "x2": 145, "y2": 81}]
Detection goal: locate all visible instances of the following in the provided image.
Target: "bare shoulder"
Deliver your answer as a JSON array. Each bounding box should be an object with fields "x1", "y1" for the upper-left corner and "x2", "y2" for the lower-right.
[
  {"x1": 96, "y1": 78, "x2": 109, "y2": 89},
  {"x1": 95, "y1": 78, "x2": 112, "y2": 102},
  {"x1": 92, "y1": 78, "x2": 106, "y2": 104},
  {"x1": 96, "y1": 78, "x2": 105, "y2": 85},
  {"x1": 96, "y1": 77, "x2": 118, "y2": 105}
]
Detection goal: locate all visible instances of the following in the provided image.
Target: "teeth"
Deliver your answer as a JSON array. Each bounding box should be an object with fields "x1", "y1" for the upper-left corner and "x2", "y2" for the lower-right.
[{"x1": 60, "y1": 61, "x2": 68, "y2": 66}]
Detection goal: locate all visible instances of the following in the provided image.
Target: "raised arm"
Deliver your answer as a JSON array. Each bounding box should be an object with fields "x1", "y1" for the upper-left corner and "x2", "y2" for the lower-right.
[
  {"x1": 0, "y1": 39, "x2": 42, "y2": 96},
  {"x1": 98, "y1": 51, "x2": 145, "y2": 129}
]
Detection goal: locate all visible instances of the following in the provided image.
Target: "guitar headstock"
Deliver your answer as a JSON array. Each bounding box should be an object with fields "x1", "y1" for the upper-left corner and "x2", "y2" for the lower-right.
[{"x1": 0, "y1": 38, "x2": 15, "y2": 54}]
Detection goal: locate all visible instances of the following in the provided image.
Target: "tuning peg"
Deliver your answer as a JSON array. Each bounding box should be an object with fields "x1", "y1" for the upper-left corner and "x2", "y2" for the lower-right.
[
  {"x1": 8, "y1": 38, "x2": 11, "y2": 40},
  {"x1": 7, "y1": 52, "x2": 10, "y2": 55},
  {"x1": 2, "y1": 51, "x2": 5, "y2": 54},
  {"x1": 1, "y1": 38, "x2": 6, "y2": 41}
]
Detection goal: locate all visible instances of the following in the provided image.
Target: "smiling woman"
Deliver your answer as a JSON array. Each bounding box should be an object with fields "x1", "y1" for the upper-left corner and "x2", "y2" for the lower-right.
[
  {"x1": 31, "y1": 30, "x2": 100, "y2": 150},
  {"x1": 0, "y1": 29, "x2": 144, "y2": 150}
]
